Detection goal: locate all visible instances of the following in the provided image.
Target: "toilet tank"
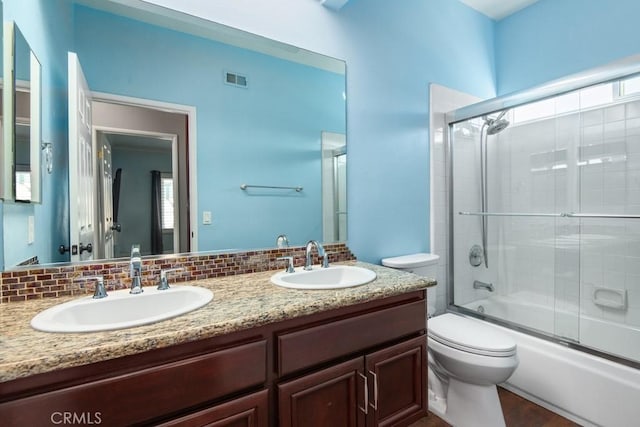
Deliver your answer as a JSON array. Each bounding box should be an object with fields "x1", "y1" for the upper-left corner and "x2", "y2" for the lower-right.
[
  {"x1": 381, "y1": 253, "x2": 440, "y2": 316},
  {"x1": 381, "y1": 253, "x2": 440, "y2": 278}
]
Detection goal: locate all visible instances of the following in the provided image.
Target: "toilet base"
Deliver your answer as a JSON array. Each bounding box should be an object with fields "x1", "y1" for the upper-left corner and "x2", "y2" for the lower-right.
[
  {"x1": 441, "y1": 378, "x2": 506, "y2": 427},
  {"x1": 428, "y1": 389, "x2": 450, "y2": 423}
]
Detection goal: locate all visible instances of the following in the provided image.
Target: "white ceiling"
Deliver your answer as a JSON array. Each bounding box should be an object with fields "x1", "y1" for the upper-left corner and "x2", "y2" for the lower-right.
[
  {"x1": 459, "y1": 0, "x2": 539, "y2": 20},
  {"x1": 77, "y1": 0, "x2": 345, "y2": 74}
]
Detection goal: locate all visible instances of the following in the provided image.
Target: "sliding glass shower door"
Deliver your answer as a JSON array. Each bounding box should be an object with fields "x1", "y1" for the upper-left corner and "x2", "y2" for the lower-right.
[{"x1": 449, "y1": 74, "x2": 640, "y2": 364}]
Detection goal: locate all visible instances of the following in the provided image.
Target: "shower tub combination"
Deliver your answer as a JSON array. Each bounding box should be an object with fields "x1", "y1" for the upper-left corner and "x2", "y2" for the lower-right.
[{"x1": 445, "y1": 56, "x2": 640, "y2": 426}]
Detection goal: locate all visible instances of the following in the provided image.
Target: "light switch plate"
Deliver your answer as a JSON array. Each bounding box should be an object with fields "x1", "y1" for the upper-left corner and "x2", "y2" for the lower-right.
[
  {"x1": 202, "y1": 211, "x2": 212, "y2": 225},
  {"x1": 28, "y1": 216, "x2": 35, "y2": 244}
]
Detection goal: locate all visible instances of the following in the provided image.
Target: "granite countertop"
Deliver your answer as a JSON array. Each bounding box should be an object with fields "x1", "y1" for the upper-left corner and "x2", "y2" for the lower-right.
[{"x1": 0, "y1": 261, "x2": 433, "y2": 383}]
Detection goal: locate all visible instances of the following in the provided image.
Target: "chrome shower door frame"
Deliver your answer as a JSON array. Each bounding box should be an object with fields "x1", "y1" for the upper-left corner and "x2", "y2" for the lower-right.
[{"x1": 444, "y1": 54, "x2": 640, "y2": 369}]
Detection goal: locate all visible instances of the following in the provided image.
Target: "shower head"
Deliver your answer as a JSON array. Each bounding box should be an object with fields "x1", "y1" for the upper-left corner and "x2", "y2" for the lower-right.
[
  {"x1": 486, "y1": 118, "x2": 510, "y2": 135},
  {"x1": 483, "y1": 109, "x2": 510, "y2": 135}
]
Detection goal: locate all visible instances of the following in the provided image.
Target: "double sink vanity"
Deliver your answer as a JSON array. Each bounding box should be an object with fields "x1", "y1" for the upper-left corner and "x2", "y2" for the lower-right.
[
  {"x1": 0, "y1": 256, "x2": 433, "y2": 427},
  {"x1": 2, "y1": 0, "x2": 431, "y2": 424}
]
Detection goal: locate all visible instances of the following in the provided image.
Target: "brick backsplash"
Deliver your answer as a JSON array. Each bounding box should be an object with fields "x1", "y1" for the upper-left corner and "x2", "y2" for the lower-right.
[{"x1": 0, "y1": 243, "x2": 356, "y2": 303}]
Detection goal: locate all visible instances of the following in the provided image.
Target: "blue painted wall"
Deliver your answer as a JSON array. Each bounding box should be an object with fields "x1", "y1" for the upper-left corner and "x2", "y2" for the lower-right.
[
  {"x1": 73, "y1": 5, "x2": 345, "y2": 251},
  {"x1": 2, "y1": 0, "x2": 498, "y2": 267},
  {"x1": 5, "y1": 0, "x2": 496, "y2": 268},
  {"x1": 2, "y1": 0, "x2": 72, "y2": 268},
  {"x1": 143, "y1": 0, "x2": 497, "y2": 263},
  {"x1": 336, "y1": 0, "x2": 495, "y2": 263},
  {"x1": 496, "y1": 0, "x2": 640, "y2": 95}
]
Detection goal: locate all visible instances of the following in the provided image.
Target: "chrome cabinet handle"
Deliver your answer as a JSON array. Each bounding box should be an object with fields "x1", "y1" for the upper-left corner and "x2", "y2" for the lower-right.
[
  {"x1": 369, "y1": 370, "x2": 379, "y2": 410},
  {"x1": 358, "y1": 372, "x2": 368, "y2": 415}
]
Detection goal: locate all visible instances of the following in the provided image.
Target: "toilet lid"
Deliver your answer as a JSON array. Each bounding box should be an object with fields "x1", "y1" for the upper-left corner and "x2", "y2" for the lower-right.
[
  {"x1": 381, "y1": 253, "x2": 440, "y2": 268},
  {"x1": 428, "y1": 313, "x2": 516, "y2": 357}
]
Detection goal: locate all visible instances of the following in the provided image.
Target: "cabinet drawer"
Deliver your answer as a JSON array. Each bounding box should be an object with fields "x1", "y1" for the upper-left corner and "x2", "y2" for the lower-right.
[
  {"x1": 277, "y1": 299, "x2": 426, "y2": 377},
  {"x1": 0, "y1": 339, "x2": 267, "y2": 427},
  {"x1": 157, "y1": 389, "x2": 269, "y2": 427}
]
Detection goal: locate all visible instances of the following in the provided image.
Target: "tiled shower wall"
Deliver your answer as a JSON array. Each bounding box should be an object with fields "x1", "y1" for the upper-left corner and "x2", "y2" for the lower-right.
[
  {"x1": 497, "y1": 99, "x2": 640, "y2": 331},
  {"x1": 450, "y1": 92, "x2": 640, "y2": 337},
  {"x1": 577, "y1": 100, "x2": 640, "y2": 329},
  {"x1": 429, "y1": 84, "x2": 480, "y2": 315}
]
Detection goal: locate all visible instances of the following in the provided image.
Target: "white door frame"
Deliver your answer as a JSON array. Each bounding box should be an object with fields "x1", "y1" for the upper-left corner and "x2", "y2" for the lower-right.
[
  {"x1": 91, "y1": 92, "x2": 198, "y2": 252},
  {"x1": 93, "y1": 127, "x2": 180, "y2": 253}
]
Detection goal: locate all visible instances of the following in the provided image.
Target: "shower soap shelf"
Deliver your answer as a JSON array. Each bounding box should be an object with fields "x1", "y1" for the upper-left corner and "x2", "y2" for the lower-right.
[{"x1": 592, "y1": 286, "x2": 627, "y2": 310}]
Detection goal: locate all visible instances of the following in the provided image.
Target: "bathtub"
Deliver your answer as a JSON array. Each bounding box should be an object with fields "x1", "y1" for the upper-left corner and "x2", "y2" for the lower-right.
[
  {"x1": 458, "y1": 296, "x2": 640, "y2": 427},
  {"x1": 464, "y1": 293, "x2": 640, "y2": 362}
]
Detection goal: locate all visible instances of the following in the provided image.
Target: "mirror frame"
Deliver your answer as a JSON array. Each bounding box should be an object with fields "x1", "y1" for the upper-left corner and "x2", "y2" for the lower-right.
[{"x1": 1, "y1": 20, "x2": 42, "y2": 203}]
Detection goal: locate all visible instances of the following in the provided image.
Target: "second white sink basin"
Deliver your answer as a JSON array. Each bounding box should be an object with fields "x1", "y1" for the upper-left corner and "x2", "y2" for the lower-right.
[
  {"x1": 271, "y1": 265, "x2": 376, "y2": 290},
  {"x1": 31, "y1": 285, "x2": 213, "y2": 333}
]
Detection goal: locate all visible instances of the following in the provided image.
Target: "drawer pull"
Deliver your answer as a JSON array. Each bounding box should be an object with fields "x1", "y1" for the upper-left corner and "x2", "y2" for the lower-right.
[
  {"x1": 369, "y1": 370, "x2": 379, "y2": 410},
  {"x1": 358, "y1": 372, "x2": 368, "y2": 415}
]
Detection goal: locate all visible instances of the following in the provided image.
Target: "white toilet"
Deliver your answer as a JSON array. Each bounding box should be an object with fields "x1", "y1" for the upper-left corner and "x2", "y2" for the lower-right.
[{"x1": 381, "y1": 253, "x2": 518, "y2": 427}]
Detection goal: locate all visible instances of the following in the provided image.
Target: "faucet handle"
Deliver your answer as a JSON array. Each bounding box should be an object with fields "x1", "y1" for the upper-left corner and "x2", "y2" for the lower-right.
[
  {"x1": 321, "y1": 252, "x2": 330, "y2": 268},
  {"x1": 157, "y1": 267, "x2": 185, "y2": 290},
  {"x1": 276, "y1": 256, "x2": 295, "y2": 273},
  {"x1": 75, "y1": 275, "x2": 108, "y2": 299}
]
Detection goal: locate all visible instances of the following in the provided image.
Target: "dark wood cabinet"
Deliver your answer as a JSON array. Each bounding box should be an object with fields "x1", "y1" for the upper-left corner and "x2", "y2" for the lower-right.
[
  {"x1": 278, "y1": 358, "x2": 365, "y2": 427},
  {"x1": 157, "y1": 389, "x2": 269, "y2": 427},
  {"x1": 278, "y1": 336, "x2": 426, "y2": 427},
  {"x1": 0, "y1": 290, "x2": 427, "y2": 427},
  {"x1": 365, "y1": 336, "x2": 427, "y2": 427},
  {"x1": 0, "y1": 339, "x2": 267, "y2": 427}
]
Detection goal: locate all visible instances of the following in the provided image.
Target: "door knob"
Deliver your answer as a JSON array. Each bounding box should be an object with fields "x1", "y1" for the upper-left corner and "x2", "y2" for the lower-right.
[{"x1": 79, "y1": 243, "x2": 93, "y2": 254}]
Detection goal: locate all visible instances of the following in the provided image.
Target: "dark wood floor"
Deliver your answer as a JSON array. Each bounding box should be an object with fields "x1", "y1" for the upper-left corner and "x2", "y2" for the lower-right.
[{"x1": 409, "y1": 387, "x2": 580, "y2": 427}]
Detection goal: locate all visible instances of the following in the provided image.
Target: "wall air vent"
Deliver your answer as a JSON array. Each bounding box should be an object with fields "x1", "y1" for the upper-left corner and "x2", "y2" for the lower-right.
[{"x1": 225, "y1": 71, "x2": 248, "y2": 88}]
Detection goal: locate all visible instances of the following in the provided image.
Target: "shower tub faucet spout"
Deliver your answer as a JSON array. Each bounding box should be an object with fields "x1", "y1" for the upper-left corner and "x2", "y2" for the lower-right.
[{"x1": 473, "y1": 280, "x2": 494, "y2": 292}]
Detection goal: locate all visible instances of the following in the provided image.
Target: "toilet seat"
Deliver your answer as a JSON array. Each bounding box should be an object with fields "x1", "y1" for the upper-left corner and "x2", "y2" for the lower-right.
[{"x1": 428, "y1": 313, "x2": 516, "y2": 357}]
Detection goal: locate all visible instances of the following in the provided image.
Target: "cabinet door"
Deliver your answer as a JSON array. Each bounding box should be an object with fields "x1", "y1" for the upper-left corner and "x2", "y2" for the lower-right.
[
  {"x1": 278, "y1": 358, "x2": 366, "y2": 427},
  {"x1": 365, "y1": 336, "x2": 427, "y2": 427},
  {"x1": 157, "y1": 389, "x2": 268, "y2": 427}
]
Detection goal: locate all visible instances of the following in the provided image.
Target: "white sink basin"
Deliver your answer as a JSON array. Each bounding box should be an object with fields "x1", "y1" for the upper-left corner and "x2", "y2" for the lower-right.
[
  {"x1": 31, "y1": 285, "x2": 213, "y2": 333},
  {"x1": 271, "y1": 265, "x2": 376, "y2": 290}
]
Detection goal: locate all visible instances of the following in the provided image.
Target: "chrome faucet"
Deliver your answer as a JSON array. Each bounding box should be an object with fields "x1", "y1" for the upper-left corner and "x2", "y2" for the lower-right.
[
  {"x1": 277, "y1": 256, "x2": 295, "y2": 273},
  {"x1": 157, "y1": 267, "x2": 185, "y2": 290},
  {"x1": 130, "y1": 245, "x2": 143, "y2": 294},
  {"x1": 75, "y1": 275, "x2": 108, "y2": 299},
  {"x1": 276, "y1": 234, "x2": 290, "y2": 248},
  {"x1": 473, "y1": 280, "x2": 494, "y2": 292},
  {"x1": 304, "y1": 240, "x2": 329, "y2": 270}
]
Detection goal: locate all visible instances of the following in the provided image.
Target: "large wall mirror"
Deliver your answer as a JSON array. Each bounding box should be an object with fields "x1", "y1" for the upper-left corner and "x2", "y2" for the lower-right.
[{"x1": 1, "y1": 0, "x2": 346, "y2": 269}]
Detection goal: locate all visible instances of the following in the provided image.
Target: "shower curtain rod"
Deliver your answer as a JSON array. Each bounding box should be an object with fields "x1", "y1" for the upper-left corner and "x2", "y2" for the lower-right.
[{"x1": 459, "y1": 211, "x2": 640, "y2": 219}]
